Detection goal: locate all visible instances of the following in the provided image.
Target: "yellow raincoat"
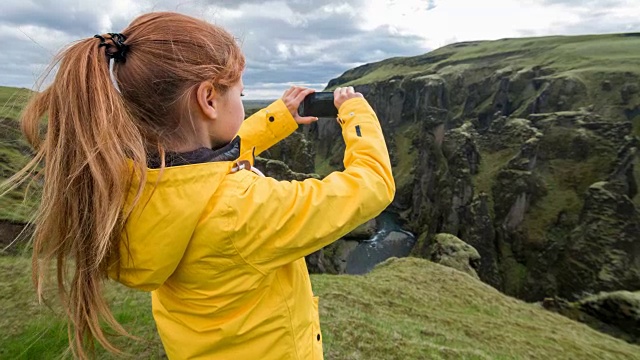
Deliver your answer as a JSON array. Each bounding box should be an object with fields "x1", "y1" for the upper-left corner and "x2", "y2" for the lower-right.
[{"x1": 109, "y1": 97, "x2": 395, "y2": 359}]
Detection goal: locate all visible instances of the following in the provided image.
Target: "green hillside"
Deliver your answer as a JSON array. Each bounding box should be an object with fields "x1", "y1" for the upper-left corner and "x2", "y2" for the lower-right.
[
  {"x1": 1, "y1": 255, "x2": 638, "y2": 359},
  {"x1": 332, "y1": 33, "x2": 640, "y2": 83},
  {"x1": 0, "y1": 86, "x2": 31, "y2": 120},
  {"x1": 328, "y1": 33, "x2": 640, "y2": 124},
  {"x1": 0, "y1": 86, "x2": 37, "y2": 223}
]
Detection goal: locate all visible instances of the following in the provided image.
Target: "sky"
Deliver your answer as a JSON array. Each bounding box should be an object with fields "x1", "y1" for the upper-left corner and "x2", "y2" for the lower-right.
[{"x1": 1, "y1": 0, "x2": 640, "y2": 99}]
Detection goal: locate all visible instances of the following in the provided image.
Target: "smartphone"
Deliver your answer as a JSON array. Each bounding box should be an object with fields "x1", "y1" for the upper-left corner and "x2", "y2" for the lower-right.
[{"x1": 298, "y1": 92, "x2": 337, "y2": 118}]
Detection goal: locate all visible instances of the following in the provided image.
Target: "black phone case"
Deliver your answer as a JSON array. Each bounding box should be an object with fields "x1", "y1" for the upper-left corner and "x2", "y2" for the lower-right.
[{"x1": 298, "y1": 92, "x2": 337, "y2": 118}]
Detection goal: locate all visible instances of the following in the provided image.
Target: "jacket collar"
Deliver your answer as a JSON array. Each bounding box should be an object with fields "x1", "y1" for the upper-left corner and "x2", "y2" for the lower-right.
[{"x1": 146, "y1": 136, "x2": 241, "y2": 169}]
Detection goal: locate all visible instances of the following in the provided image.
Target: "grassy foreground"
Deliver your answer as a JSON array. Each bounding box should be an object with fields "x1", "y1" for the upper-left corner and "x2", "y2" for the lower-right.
[{"x1": 1, "y1": 256, "x2": 638, "y2": 360}]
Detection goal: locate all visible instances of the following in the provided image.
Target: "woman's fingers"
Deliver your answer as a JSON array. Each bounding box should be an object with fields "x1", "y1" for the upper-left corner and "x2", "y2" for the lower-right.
[
  {"x1": 281, "y1": 85, "x2": 318, "y2": 124},
  {"x1": 283, "y1": 86, "x2": 308, "y2": 102},
  {"x1": 282, "y1": 85, "x2": 301, "y2": 98},
  {"x1": 284, "y1": 85, "x2": 362, "y2": 122},
  {"x1": 294, "y1": 88, "x2": 315, "y2": 105},
  {"x1": 288, "y1": 86, "x2": 302, "y2": 98},
  {"x1": 334, "y1": 86, "x2": 362, "y2": 110}
]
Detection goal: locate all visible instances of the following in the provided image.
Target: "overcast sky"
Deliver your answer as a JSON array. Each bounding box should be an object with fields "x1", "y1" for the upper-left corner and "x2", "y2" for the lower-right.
[{"x1": 2, "y1": 0, "x2": 640, "y2": 99}]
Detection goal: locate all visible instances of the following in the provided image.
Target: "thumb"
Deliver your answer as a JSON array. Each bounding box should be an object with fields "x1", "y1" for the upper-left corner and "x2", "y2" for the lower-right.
[{"x1": 295, "y1": 115, "x2": 319, "y2": 125}]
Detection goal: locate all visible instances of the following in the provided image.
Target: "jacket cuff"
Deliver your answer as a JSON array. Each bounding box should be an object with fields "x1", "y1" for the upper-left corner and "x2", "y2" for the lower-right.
[
  {"x1": 336, "y1": 97, "x2": 378, "y2": 128},
  {"x1": 236, "y1": 99, "x2": 299, "y2": 165},
  {"x1": 263, "y1": 99, "x2": 299, "y2": 140}
]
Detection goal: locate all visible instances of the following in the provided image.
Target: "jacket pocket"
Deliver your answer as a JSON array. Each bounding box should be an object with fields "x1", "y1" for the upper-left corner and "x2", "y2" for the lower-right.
[{"x1": 312, "y1": 296, "x2": 324, "y2": 360}]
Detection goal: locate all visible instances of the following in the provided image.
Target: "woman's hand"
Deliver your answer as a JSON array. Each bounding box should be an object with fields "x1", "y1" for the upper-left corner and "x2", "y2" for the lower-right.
[
  {"x1": 281, "y1": 86, "x2": 318, "y2": 125},
  {"x1": 334, "y1": 86, "x2": 363, "y2": 110}
]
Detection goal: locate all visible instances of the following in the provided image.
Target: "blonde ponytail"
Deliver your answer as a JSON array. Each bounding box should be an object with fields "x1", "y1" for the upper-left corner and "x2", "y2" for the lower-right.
[{"x1": 2, "y1": 12, "x2": 245, "y2": 358}]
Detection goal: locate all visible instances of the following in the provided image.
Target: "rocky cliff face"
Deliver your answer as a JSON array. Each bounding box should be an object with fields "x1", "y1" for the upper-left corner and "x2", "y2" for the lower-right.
[
  {"x1": 257, "y1": 34, "x2": 640, "y2": 302},
  {"x1": 351, "y1": 85, "x2": 639, "y2": 302}
]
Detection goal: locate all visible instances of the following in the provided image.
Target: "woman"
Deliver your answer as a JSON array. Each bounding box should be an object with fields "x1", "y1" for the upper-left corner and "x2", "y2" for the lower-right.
[{"x1": 8, "y1": 11, "x2": 394, "y2": 359}]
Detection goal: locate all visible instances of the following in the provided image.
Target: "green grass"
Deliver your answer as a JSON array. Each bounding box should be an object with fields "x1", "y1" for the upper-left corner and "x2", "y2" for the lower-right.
[
  {"x1": 0, "y1": 256, "x2": 163, "y2": 359},
  {"x1": 2, "y1": 255, "x2": 639, "y2": 359},
  {"x1": 0, "y1": 91, "x2": 38, "y2": 223},
  {"x1": 0, "y1": 187, "x2": 39, "y2": 224},
  {"x1": 0, "y1": 119, "x2": 38, "y2": 223},
  {"x1": 0, "y1": 86, "x2": 32, "y2": 120}
]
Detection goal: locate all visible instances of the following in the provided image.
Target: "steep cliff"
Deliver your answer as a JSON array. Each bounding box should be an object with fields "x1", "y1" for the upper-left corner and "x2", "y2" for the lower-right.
[
  {"x1": 301, "y1": 33, "x2": 640, "y2": 302},
  {"x1": 2, "y1": 34, "x2": 640, "y2": 302}
]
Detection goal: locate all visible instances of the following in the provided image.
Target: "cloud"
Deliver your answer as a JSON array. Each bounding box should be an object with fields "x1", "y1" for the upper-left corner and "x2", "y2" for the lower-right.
[
  {"x1": 517, "y1": 0, "x2": 640, "y2": 37},
  {"x1": 0, "y1": 0, "x2": 138, "y2": 35},
  {"x1": 540, "y1": 0, "x2": 624, "y2": 5},
  {"x1": 0, "y1": 0, "x2": 429, "y2": 98},
  {"x1": 200, "y1": 0, "x2": 428, "y2": 97},
  {"x1": 206, "y1": 0, "x2": 359, "y2": 13},
  {"x1": 1, "y1": 0, "x2": 640, "y2": 98}
]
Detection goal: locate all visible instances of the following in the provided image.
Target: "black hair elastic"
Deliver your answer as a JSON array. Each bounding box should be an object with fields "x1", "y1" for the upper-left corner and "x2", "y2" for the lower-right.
[{"x1": 94, "y1": 33, "x2": 129, "y2": 63}]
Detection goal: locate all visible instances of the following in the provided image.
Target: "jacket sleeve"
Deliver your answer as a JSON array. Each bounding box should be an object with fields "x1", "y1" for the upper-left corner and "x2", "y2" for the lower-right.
[
  {"x1": 227, "y1": 97, "x2": 395, "y2": 274},
  {"x1": 236, "y1": 99, "x2": 299, "y2": 165}
]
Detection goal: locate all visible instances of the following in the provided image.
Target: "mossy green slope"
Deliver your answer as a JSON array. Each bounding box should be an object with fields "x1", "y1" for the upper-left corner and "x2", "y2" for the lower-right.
[
  {"x1": 328, "y1": 33, "x2": 640, "y2": 123},
  {"x1": 330, "y1": 33, "x2": 640, "y2": 87},
  {"x1": 0, "y1": 86, "x2": 37, "y2": 223},
  {"x1": 1, "y1": 255, "x2": 638, "y2": 359},
  {"x1": 0, "y1": 86, "x2": 31, "y2": 120}
]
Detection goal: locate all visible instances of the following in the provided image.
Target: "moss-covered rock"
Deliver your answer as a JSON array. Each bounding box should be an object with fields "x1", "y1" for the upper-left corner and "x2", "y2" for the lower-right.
[
  {"x1": 542, "y1": 291, "x2": 640, "y2": 344},
  {"x1": 426, "y1": 233, "x2": 481, "y2": 278},
  {"x1": 552, "y1": 180, "x2": 640, "y2": 300},
  {"x1": 578, "y1": 291, "x2": 640, "y2": 342},
  {"x1": 347, "y1": 219, "x2": 377, "y2": 240},
  {"x1": 306, "y1": 239, "x2": 359, "y2": 274},
  {"x1": 259, "y1": 130, "x2": 316, "y2": 174}
]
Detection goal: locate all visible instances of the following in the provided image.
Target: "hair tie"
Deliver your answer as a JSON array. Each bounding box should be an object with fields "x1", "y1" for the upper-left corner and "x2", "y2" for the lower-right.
[{"x1": 94, "y1": 33, "x2": 129, "y2": 63}]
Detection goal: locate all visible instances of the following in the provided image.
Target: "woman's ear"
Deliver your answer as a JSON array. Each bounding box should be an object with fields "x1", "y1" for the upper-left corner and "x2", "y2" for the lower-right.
[{"x1": 196, "y1": 81, "x2": 218, "y2": 121}]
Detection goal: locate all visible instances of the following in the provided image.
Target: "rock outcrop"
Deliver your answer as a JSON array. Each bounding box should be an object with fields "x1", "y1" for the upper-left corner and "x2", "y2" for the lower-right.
[
  {"x1": 542, "y1": 291, "x2": 640, "y2": 344},
  {"x1": 424, "y1": 233, "x2": 480, "y2": 278}
]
